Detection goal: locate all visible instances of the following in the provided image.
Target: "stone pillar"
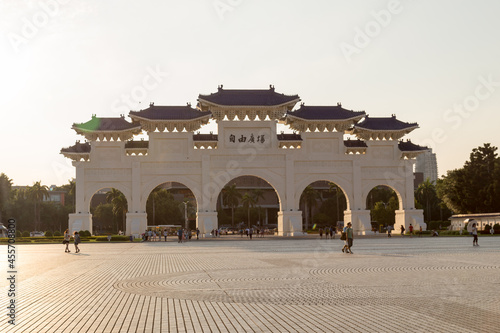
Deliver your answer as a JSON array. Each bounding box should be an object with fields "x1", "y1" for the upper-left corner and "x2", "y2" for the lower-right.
[
  {"x1": 344, "y1": 210, "x2": 371, "y2": 235},
  {"x1": 197, "y1": 211, "x2": 218, "y2": 236},
  {"x1": 395, "y1": 209, "x2": 425, "y2": 233},
  {"x1": 277, "y1": 210, "x2": 304, "y2": 236},
  {"x1": 68, "y1": 213, "x2": 92, "y2": 234},
  {"x1": 73, "y1": 161, "x2": 87, "y2": 215},
  {"x1": 126, "y1": 212, "x2": 147, "y2": 238}
]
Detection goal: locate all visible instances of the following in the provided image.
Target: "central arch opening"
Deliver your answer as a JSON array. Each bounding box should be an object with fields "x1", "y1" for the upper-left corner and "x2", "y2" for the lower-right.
[
  {"x1": 299, "y1": 180, "x2": 347, "y2": 232},
  {"x1": 90, "y1": 188, "x2": 128, "y2": 235},
  {"x1": 146, "y1": 182, "x2": 197, "y2": 230},
  {"x1": 366, "y1": 185, "x2": 400, "y2": 232},
  {"x1": 216, "y1": 176, "x2": 280, "y2": 230}
]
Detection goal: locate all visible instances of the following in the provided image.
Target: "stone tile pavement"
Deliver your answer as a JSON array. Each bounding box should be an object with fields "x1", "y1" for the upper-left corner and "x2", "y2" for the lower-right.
[{"x1": 1, "y1": 236, "x2": 499, "y2": 332}]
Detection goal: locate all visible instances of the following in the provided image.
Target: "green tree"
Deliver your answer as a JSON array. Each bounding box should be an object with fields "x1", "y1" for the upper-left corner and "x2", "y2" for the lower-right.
[
  {"x1": 241, "y1": 192, "x2": 257, "y2": 227},
  {"x1": 371, "y1": 197, "x2": 399, "y2": 226},
  {"x1": 106, "y1": 189, "x2": 128, "y2": 233},
  {"x1": 300, "y1": 186, "x2": 321, "y2": 230},
  {"x1": 0, "y1": 173, "x2": 13, "y2": 224},
  {"x1": 415, "y1": 178, "x2": 437, "y2": 223},
  {"x1": 27, "y1": 181, "x2": 49, "y2": 231},
  {"x1": 59, "y1": 179, "x2": 76, "y2": 212},
  {"x1": 146, "y1": 189, "x2": 183, "y2": 225},
  {"x1": 251, "y1": 189, "x2": 265, "y2": 225},
  {"x1": 222, "y1": 184, "x2": 242, "y2": 226},
  {"x1": 438, "y1": 143, "x2": 500, "y2": 213},
  {"x1": 93, "y1": 203, "x2": 114, "y2": 232},
  {"x1": 326, "y1": 183, "x2": 346, "y2": 224}
]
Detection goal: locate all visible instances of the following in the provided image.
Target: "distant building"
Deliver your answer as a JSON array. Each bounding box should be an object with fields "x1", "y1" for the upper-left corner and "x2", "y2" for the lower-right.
[
  {"x1": 416, "y1": 148, "x2": 438, "y2": 183},
  {"x1": 450, "y1": 213, "x2": 500, "y2": 231},
  {"x1": 413, "y1": 172, "x2": 424, "y2": 190},
  {"x1": 44, "y1": 186, "x2": 65, "y2": 205}
]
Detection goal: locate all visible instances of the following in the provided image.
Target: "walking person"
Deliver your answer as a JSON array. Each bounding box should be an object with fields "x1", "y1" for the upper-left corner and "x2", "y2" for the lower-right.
[
  {"x1": 387, "y1": 225, "x2": 392, "y2": 237},
  {"x1": 330, "y1": 226, "x2": 334, "y2": 239},
  {"x1": 319, "y1": 228, "x2": 323, "y2": 239},
  {"x1": 418, "y1": 226, "x2": 423, "y2": 237},
  {"x1": 73, "y1": 231, "x2": 81, "y2": 253},
  {"x1": 63, "y1": 229, "x2": 71, "y2": 253},
  {"x1": 400, "y1": 225, "x2": 405, "y2": 236},
  {"x1": 177, "y1": 228, "x2": 183, "y2": 243},
  {"x1": 196, "y1": 228, "x2": 200, "y2": 240},
  {"x1": 249, "y1": 227, "x2": 253, "y2": 240},
  {"x1": 472, "y1": 223, "x2": 479, "y2": 246},
  {"x1": 346, "y1": 222, "x2": 354, "y2": 254},
  {"x1": 409, "y1": 224, "x2": 413, "y2": 237},
  {"x1": 163, "y1": 229, "x2": 168, "y2": 242},
  {"x1": 341, "y1": 224, "x2": 349, "y2": 253}
]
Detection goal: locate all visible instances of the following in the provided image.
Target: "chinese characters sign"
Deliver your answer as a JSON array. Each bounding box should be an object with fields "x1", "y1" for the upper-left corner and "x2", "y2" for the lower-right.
[
  {"x1": 225, "y1": 129, "x2": 271, "y2": 149},
  {"x1": 229, "y1": 133, "x2": 266, "y2": 144}
]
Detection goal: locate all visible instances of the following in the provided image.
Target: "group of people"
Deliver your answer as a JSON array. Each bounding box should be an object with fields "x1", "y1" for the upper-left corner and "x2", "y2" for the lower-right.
[
  {"x1": 63, "y1": 229, "x2": 80, "y2": 253},
  {"x1": 318, "y1": 226, "x2": 336, "y2": 239},
  {"x1": 177, "y1": 228, "x2": 201, "y2": 243},
  {"x1": 142, "y1": 229, "x2": 169, "y2": 242}
]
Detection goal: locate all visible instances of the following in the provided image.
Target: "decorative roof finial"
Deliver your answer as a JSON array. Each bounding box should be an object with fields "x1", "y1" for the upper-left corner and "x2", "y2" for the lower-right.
[
  {"x1": 391, "y1": 114, "x2": 396, "y2": 118},
  {"x1": 187, "y1": 102, "x2": 191, "y2": 107},
  {"x1": 337, "y1": 102, "x2": 342, "y2": 107},
  {"x1": 218, "y1": 84, "x2": 223, "y2": 91},
  {"x1": 270, "y1": 84, "x2": 275, "y2": 91}
]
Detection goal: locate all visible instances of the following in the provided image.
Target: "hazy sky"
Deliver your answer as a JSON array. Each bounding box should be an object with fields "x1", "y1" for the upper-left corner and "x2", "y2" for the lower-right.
[{"x1": 1, "y1": 0, "x2": 499, "y2": 186}]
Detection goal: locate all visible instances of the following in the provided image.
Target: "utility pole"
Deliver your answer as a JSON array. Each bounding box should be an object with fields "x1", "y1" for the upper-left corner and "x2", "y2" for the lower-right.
[{"x1": 183, "y1": 201, "x2": 188, "y2": 229}]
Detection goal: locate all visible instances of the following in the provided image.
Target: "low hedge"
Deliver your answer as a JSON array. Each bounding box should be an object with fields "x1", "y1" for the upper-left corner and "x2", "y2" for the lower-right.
[{"x1": 95, "y1": 236, "x2": 131, "y2": 242}]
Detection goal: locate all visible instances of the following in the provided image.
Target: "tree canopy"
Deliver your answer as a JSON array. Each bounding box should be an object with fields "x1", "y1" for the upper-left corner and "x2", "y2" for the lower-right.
[{"x1": 437, "y1": 143, "x2": 500, "y2": 214}]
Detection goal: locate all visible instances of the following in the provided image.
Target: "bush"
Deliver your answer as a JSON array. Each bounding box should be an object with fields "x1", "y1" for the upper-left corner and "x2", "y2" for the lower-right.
[
  {"x1": 45, "y1": 230, "x2": 53, "y2": 237},
  {"x1": 95, "y1": 235, "x2": 130, "y2": 242},
  {"x1": 439, "y1": 230, "x2": 461, "y2": 236},
  {"x1": 111, "y1": 236, "x2": 130, "y2": 241},
  {"x1": 22, "y1": 231, "x2": 29, "y2": 237},
  {"x1": 16, "y1": 230, "x2": 22, "y2": 237},
  {"x1": 427, "y1": 221, "x2": 451, "y2": 230},
  {"x1": 494, "y1": 224, "x2": 500, "y2": 231},
  {"x1": 53, "y1": 231, "x2": 62, "y2": 236},
  {"x1": 79, "y1": 230, "x2": 91, "y2": 237}
]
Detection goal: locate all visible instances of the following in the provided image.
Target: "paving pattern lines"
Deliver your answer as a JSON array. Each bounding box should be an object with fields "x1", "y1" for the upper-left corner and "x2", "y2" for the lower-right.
[
  {"x1": 1, "y1": 239, "x2": 499, "y2": 333},
  {"x1": 1, "y1": 257, "x2": 263, "y2": 332}
]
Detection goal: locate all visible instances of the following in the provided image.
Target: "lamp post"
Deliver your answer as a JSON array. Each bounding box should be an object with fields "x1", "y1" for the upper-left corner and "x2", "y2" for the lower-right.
[
  {"x1": 335, "y1": 187, "x2": 340, "y2": 224},
  {"x1": 183, "y1": 201, "x2": 188, "y2": 229}
]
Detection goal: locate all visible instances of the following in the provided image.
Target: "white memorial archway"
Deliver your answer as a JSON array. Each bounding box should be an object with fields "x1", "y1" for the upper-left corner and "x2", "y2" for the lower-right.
[{"x1": 62, "y1": 86, "x2": 426, "y2": 236}]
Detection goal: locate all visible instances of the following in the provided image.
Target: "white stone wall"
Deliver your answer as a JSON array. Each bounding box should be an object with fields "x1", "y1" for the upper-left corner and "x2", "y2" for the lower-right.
[{"x1": 69, "y1": 120, "x2": 423, "y2": 236}]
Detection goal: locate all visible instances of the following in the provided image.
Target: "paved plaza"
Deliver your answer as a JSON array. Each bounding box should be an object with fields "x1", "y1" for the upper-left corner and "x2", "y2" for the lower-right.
[{"x1": 1, "y1": 236, "x2": 499, "y2": 332}]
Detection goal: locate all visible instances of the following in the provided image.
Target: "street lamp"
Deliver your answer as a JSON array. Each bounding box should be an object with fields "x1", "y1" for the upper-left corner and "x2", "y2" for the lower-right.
[{"x1": 183, "y1": 201, "x2": 188, "y2": 229}]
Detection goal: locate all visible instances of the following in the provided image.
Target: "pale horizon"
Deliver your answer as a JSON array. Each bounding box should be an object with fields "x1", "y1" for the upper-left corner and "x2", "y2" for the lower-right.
[{"x1": 1, "y1": 0, "x2": 499, "y2": 186}]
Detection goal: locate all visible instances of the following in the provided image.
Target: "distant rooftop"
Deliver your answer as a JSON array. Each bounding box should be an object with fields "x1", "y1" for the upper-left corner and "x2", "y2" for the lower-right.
[
  {"x1": 129, "y1": 104, "x2": 211, "y2": 120},
  {"x1": 198, "y1": 85, "x2": 300, "y2": 106},
  {"x1": 355, "y1": 115, "x2": 418, "y2": 131},
  {"x1": 287, "y1": 104, "x2": 365, "y2": 120},
  {"x1": 73, "y1": 116, "x2": 140, "y2": 132}
]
